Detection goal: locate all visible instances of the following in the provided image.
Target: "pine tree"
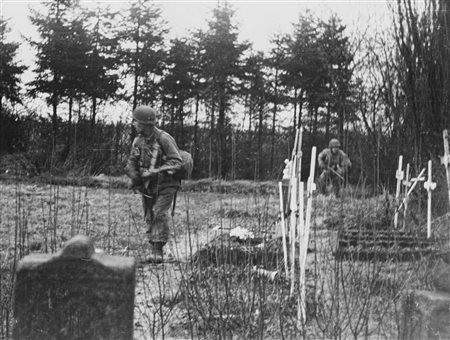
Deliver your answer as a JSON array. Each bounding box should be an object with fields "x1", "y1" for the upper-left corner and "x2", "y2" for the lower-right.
[
  {"x1": 200, "y1": 3, "x2": 249, "y2": 178},
  {"x1": 117, "y1": 0, "x2": 168, "y2": 110},
  {"x1": 266, "y1": 34, "x2": 289, "y2": 171},
  {"x1": 83, "y1": 6, "x2": 121, "y2": 125},
  {"x1": 160, "y1": 38, "x2": 196, "y2": 146},
  {"x1": 318, "y1": 15, "x2": 354, "y2": 142},
  {"x1": 0, "y1": 19, "x2": 27, "y2": 109},
  {"x1": 28, "y1": 0, "x2": 79, "y2": 146},
  {"x1": 241, "y1": 52, "x2": 267, "y2": 179}
]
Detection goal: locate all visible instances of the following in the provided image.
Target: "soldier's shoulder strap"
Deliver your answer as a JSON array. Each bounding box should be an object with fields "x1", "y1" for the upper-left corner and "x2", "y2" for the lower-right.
[
  {"x1": 319, "y1": 148, "x2": 331, "y2": 159},
  {"x1": 132, "y1": 135, "x2": 145, "y2": 148},
  {"x1": 338, "y1": 149, "x2": 349, "y2": 158},
  {"x1": 154, "y1": 127, "x2": 163, "y2": 138},
  {"x1": 154, "y1": 128, "x2": 179, "y2": 150},
  {"x1": 153, "y1": 128, "x2": 165, "y2": 153}
]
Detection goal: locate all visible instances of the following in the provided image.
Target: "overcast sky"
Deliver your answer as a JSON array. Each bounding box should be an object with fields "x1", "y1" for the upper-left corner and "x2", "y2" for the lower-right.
[
  {"x1": 0, "y1": 0, "x2": 392, "y2": 123},
  {"x1": 2, "y1": 0, "x2": 391, "y2": 55}
]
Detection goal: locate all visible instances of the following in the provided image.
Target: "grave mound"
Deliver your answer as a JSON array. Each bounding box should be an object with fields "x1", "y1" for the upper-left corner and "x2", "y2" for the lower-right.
[{"x1": 335, "y1": 228, "x2": 438, "y2": 261}]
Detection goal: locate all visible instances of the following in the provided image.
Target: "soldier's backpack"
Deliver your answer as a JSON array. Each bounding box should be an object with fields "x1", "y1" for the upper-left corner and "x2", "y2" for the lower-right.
[
  {"x1": 168, "y1": 149, "x2": 193, "y2": 216},
  {"x1": 154, "y1": 128, "x2": 193, "y2": 181},
  {"x1": 154, "y1": 128, "x2": 193, "y2": 216},
  {"x1": 175, "y1": 150, "x2": 193, "y2": 180}
]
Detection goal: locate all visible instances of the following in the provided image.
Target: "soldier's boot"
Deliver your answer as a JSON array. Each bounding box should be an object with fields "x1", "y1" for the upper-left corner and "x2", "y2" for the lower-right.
[
  {"x1": 319, "y1": 179, "x2": 327, "y2": 195},
  {"x1": 145, "y1": 242, "x2": 164, "y2": 264},
  {"x1": 333, "y1": 179, "x2": 342, "y2": 198}
]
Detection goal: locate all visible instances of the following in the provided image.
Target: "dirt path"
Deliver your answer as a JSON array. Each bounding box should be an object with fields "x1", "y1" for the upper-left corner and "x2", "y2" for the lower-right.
[{"x1": 131, "y1": 191, "x2": 279, "y2": 339}]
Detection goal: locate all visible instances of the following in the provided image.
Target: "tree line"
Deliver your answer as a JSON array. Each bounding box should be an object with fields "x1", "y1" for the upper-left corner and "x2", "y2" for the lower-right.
[{"x1": 1, "y1": 0, "x2": 449, "y2": 189}]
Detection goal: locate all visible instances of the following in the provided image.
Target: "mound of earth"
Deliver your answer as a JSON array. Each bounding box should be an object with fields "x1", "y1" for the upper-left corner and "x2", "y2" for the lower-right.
[{"x1": 191, "y1": 233, "x2": 311, "y2": 271}]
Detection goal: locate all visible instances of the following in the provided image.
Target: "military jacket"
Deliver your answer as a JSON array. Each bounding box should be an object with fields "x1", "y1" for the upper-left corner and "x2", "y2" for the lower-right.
[
  {"x1": 317, "y1": 148, "x2": 351, "y2": 171},
  {"x1": 125, "y1": 127, "x2": 182, "y2": 192}
]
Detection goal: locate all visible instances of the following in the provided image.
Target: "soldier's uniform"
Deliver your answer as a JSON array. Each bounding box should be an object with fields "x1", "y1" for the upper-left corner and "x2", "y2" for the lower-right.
[
  {"x1": 125, "y1": 106, "x2": 182, "y2": 263},
  {"x1": 317, "y1": 139, "x2": 351, "y2": 197}
]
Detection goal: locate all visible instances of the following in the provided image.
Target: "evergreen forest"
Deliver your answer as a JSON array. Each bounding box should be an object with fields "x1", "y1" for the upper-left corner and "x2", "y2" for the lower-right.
[{"x1": 1, "y1": 0, "x2": 449, "y2": 191}]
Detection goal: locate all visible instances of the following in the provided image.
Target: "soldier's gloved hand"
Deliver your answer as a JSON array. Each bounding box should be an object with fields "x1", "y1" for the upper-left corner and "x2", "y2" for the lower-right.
[
  {"x1": 131, "y1": 177, "x2": 142, "y2": 187},
  {"x1": 140, "y1": 168, "x2": 159, "y2": 179},
  {"x1": 131, "y1": 183, "x2": 147, "y2": 195},
  {"x1": 130, "y1": 178, "x2": 143, "y2": 194}
]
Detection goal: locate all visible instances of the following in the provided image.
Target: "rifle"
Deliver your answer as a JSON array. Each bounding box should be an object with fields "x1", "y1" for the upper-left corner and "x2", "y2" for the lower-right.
[{"x1": 327, "y1": 166, "x2": 345, "y2": 181}]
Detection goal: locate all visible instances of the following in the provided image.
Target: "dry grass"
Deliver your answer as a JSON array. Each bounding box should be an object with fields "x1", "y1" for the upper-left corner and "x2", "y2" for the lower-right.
[{"x1": 0, "y1": 179, "x2": 447, "y2": 339}]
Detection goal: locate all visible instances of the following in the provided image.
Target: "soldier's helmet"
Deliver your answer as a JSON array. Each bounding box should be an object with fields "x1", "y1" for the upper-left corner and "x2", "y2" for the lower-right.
[
  {"x1": 133, "y1": 106, "x2": 157, "y2": 125},
  {"x1": 328, "y1": 138, "x2": 341, "y2": 148}
]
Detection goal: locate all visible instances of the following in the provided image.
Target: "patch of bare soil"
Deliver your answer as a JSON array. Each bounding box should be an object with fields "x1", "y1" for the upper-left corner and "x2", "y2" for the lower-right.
[{"x1": 132, "y1": 192, "x2": 280, "y2": 339}]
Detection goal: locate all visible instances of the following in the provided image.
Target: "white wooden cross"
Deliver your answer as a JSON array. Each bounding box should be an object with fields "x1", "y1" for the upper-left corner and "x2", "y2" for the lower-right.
[
  {"x1": 394, "y1": 155, "x2": 404, "y2": 229},
  {"x1": 289, "y1": 178, "x2": 298, "y2": 297},
  {"x1": 402, "y1": 163, "x2": 411, "y2": 193},
  {"x1": 396, "y1": 168, "x2": 426, "y2": 213},
  {"x1": 306, "y1": 147, "x2": 317, "y2": 198},
  {"x1": 278, "y1": 182, "x2": 289, "y2": 276},
  {"x1": 441, "y1": 130, "x2": 450, "y2": 210},
  {"x1": 297, "y1": 181, "x2": 306, "y2": 324},
  {"x1": 298, "y1": 146, "x2": 316, "y2": 324},
  {"x1": 287, "y1": 128, "x2": 302, "y2": 209},
  {"x1": 402, "y1": 163, "x2": 411, "y2": 229},
  {"x1": 424, "y1": 160, "x2": 436, "y2": 238}
]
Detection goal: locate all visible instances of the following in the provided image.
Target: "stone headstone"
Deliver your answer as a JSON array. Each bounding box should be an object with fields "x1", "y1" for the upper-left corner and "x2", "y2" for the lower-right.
[
  {"x1": 431, "y1": 259, "x2": 450, "y2": 293},
  {"x1": 13, "y1": 235, "x2": 136, "y2": 340}
]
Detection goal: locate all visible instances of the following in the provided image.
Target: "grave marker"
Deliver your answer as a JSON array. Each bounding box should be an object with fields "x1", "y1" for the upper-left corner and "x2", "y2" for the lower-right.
[
  {"x1": 289, "y1": 177, "x2": 298, "y2": 296},
  {"x1": 441, "y1": 129, "x2": 450, "y2": 210},
  {"x1": 278, "y1": 182, "x2": 289, "y2": 276},
  {"x1": 394, "y1": 155, "x2": 404, "y2": 229},
  {"x1": 297, "y1": 181, "x2": 306, "y2": 323},
  {"x1": 298, "y1": 147, "x2": 316, "y2": 322},
  {"x1": 402, "y1": 163, "x2": 411, "y2": 229},
  {"x1": 424, "y1": 161, "x2": 436, "y2": 238},
  {"x1": 13, "y1": 235, "x2": 136, "y2": 340},
  {"x1": 397, "y1": 168, "x2": 426, "y2": 214}
]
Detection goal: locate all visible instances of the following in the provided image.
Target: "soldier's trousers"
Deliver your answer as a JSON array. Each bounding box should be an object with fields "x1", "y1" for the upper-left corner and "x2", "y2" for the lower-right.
[
  {"x1": 318, "y1": 170, "x2": 342, "y2": 197},
  {"x1": 142, "y1": 187, "x2": 177, "y2": 244}
]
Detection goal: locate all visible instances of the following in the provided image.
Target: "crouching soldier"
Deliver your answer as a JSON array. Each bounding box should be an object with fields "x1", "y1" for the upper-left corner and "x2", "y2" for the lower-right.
[
  {"x1": 125, "y1": 106, "x2": 182, "y2": 263},
  {"x1": 317, "y1": 138, "x2": 351, "y2": 197}
]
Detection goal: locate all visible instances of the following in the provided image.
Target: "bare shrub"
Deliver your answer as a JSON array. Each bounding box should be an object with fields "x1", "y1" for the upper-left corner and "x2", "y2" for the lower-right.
[{"x1": 0, "y1": 180, "x2": 444, "y2": 339}]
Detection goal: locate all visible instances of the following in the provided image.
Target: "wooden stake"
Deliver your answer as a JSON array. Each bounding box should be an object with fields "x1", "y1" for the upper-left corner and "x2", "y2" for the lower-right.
[
  {"x1": 278, "y1": 182, "x2": 289, "y2": 276},
  {"x1": 291, "y1": 128, "x2": 300, "y2": 160},
  {"x1": 424, "y1": 160, "x2": 436, "y2": 238},
  {"x1": 297, "y1": 181, "x2": 306, "y2": 323},
  {"x1": 402, "y1": 163, "x2": 411, "y2": 229},
  {"x1": 441, "y1": 130, "x2": 450, "y2": 211},
  {"x1": 394, "y1": 155, "x2": 404, "y2": 229},
  {"x1": 305, "y1": 147, "x2": 317, "y2": 217},
  {"x1": 397, "y1": 168, "x2": 426, "y2": 213},
  {"x1": 297, "y1": 127, "x2": 303, "y2": 178},
  {"x1": 298, "y1": 147, "x2": 317, "y2": 323},
  {"x1": 290, "y1": 178, "x2": 298, "y2": 297},
  {"x1": 287, "y1": 128, "x2": 302, "y2": 213},
  {"x1": 304, "y1": 147, "x2": 316, "y2": 249}
]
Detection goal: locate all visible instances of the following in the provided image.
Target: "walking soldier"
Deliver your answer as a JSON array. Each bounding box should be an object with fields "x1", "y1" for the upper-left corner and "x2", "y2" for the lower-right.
[{"x1": 125, "y1": 106, "x2": 182, "y2": 263}]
